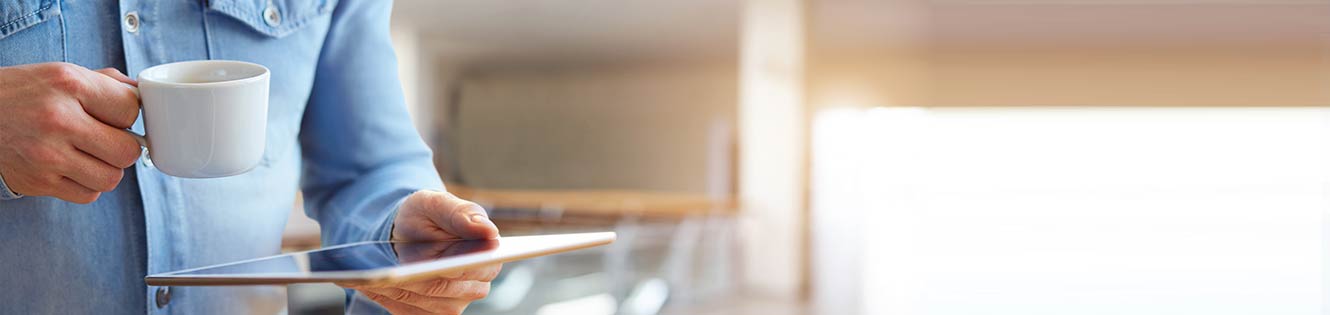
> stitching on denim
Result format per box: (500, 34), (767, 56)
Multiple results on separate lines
(0, 0), (55, 37)
(57, 0), (66, 61)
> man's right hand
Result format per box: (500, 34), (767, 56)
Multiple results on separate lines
(0, 63), (143, 204)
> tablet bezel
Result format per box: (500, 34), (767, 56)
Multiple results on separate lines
(144, 232), (616, 286)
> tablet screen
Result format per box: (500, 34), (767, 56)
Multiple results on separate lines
(172, 239), (500, 276)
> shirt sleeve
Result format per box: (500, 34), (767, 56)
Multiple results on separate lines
(0, 171), (22, 200)
(300, 0), (443, 247)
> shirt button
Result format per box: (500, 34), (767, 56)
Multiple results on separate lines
(123, 11), (140, 33)
(263, 6), (281, 27)
(154, 286), (171, 308)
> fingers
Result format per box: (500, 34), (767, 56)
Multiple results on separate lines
(364, 278), (492, 300)
(0, 63), (137, 204)
(94, 68), (136, 86)
(359, 288), (472, 315)
(345, 265), (501, 290)
(338, 264), (498, 315)
(58, 147), (124, 193)
(17, 175), (101, 204)
(40, 63), (140, 129)
(437, 263), (503, 282)
(51, 177), (100, 204)
(414, 279), (491, 300)
(3, 137), (107, 204)
(71, 119), (142, 168)
(359, 290), (438, 315)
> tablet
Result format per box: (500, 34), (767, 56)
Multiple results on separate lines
(145, 232), (616, 286)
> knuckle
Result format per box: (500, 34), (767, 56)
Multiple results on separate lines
(364, 292), (390, 304)
(35, 173), (61, 187)
(45, 63), (85, 94)
(43, 174), (66, 190)
(25, 98), (67, 126)
(431, 280), (487, 300)
(34, 109), (74, 134)
(425, 280), (453, 296)
(390, 289), (414, 302)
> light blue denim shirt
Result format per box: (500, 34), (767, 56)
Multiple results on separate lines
(0, 0), (442, 314)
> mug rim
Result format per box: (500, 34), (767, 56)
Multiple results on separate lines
(138, 60), (270, 88)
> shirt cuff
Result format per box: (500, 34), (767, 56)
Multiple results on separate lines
(369, 197), (407, 243)
(0, 171), (22, 200)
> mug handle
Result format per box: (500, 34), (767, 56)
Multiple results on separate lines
(124, 130), (148, 148)
(121, 84), (148, 148)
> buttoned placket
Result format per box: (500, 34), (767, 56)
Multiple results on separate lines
(117, 0), (173, 311)
(119, 0), (221, 311)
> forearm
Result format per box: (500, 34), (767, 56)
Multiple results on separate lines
(299, 0), (443, 246)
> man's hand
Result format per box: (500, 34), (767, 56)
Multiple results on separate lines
(0, 63), (142, 203)
(339, 190), (502, 315)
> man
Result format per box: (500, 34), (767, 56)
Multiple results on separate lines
(0, 0), (499, 314)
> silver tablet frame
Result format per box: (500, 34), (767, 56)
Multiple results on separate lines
(144, 232), (616, 286)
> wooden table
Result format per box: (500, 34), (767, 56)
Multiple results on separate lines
(283, 185), (736, 250)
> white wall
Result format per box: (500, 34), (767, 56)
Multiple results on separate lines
(738, 0), (808, 298)
(390, 25), (438, 143)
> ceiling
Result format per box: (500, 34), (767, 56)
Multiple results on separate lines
(391, 0), (740, 65)
(390, 0), (1330, 65)
(814, 0), (1330, 52)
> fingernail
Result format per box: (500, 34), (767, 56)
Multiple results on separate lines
(468, 213), (496, 228)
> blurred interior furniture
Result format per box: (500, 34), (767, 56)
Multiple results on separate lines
(463, 191), (740, 315)
(434, 73), (743, 314)
(285, 185), (742, 315)
(281, 1), (773, 313)
(420, 11), (746, 309)
(449, 185), (736, 221)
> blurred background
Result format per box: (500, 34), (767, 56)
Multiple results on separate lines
(284, 0), (1330, 314)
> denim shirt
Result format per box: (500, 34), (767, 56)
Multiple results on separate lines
(0, 0), (442, 314)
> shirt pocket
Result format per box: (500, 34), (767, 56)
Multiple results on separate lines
(0, 0), (64, 65)
(206, 0), (337, 38)
(0, 0), (57, 39)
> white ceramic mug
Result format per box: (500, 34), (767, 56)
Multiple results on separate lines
(126, 60), (270, 178)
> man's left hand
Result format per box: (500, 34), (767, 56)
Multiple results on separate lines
(339, 190), (502, 315)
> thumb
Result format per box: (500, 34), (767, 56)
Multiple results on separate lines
(417, 191), (499, 240)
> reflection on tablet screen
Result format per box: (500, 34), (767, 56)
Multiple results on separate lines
(173, 239), (500, 276)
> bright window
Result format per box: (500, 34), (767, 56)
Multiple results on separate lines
(813, 107), (1329, 314)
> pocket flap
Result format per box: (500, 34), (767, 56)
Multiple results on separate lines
(207, 0), (336, 38)
(0, 0), (58, 40)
